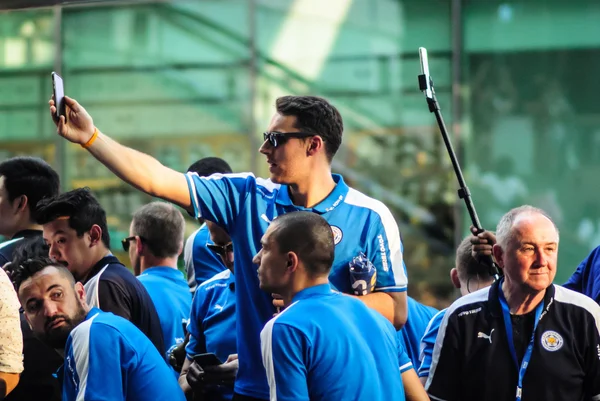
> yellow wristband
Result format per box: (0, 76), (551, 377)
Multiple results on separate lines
(82, 128), (99, 149)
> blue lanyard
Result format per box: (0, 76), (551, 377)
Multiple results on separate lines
(498, 280), (544, 401)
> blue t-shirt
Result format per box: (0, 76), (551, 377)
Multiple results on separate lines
(564, 245), (600, 303)
(137, 266), (192, 373)
(397, 296), (438, 367)
(184, 224), (227, 292)
(186, 172), (407, 399)
(62, 308), (185, 401)
(186, 269), (236, 401)
(417, 308), (446, 379)
(260, 284), (405, 401)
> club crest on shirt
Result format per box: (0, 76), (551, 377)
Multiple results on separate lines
(541, 330), (563, 352)
(330, 226), (343, 245)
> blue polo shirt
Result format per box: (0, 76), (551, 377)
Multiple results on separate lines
(62, 308), (185, 401)
(137, 266), (192, 372)
(186, 269), (236, 401)
(184, 224), (227, 292)
(260, 284), (405, 401)
(397, 296), (438, 367)
(564, 245), (600, 303)
(186, 172), (407, 399)
(417, 308), (446, 378)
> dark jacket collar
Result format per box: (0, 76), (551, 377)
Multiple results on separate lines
(82, 255), (124, 285)
(11, 229), (42, 240)
(488, 278), (555, 318)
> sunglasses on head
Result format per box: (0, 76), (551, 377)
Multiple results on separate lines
(207, 242), (234, 258)
(262, 131), (315, 148)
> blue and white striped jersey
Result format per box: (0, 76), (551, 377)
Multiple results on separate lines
(62, 308), (185, 401)
(260, 284), (405, 401)
(185, 172), (407, 399)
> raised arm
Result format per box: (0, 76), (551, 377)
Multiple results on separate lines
(49, 96), (191, 211)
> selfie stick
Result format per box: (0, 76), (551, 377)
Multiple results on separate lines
(417, 47), (499, 277)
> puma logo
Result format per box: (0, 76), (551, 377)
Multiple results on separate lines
(478, 329), (494, 344)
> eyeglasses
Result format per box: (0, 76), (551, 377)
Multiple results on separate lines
(262, 131), (314, 148)
(207, 242), (234, 258)
(121, 236), (142, 252)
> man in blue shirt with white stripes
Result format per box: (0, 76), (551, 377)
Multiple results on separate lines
(397, 296), (438, 367)
(49, 94), (408, 401)
(256, 211), (409, 401)
(127, 202), (192, 373)
(183, 157), (233, 293)
(12, 257), (185, 401)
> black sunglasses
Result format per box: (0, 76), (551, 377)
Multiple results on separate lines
(207, 242), (234, 258)
(121, 236), (144, 252)
(263, 131), (314, 148)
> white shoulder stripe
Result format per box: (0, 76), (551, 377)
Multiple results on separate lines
(419, 308), (447, 360)
(344, 188), (406, 287)
(199, 269), (231, 288)
(255, 177), (281, 194)
(83, 265), (109, 309)
(0, 237), (22, 250)
(554, 285), (600, 333)
(425, 286), (490, 391)
(71, 312), (100, 401)
(261, 301), (300, 401)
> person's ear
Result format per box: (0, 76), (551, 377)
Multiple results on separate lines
(306, 136), (323, 157)
(286, 252), (299, 273)
(14, 195), (28, 214)
(88, 225), (103, 247)
(135, 236), (144, 256)
(492, 244), (505, 270)
(450, 268), (461, 289)
(74, 282), (87, 305)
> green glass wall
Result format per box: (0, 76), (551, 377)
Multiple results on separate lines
(2, 0), (598, 303)
(462, 0), (600, 283)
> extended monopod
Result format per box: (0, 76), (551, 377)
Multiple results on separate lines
(417, 47), (500, 277)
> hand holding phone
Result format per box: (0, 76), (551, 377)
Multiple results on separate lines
(48, 77), (96, 146)
(51, 72), (67, 123)
(193, 353), (223, 368)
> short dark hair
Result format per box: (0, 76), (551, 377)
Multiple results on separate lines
(131, 202), (185, 258)
(35, 188), (110, 248)
(9, 256), (74, 293)
(455, 236), (493, 281)
(0, 157), (60, 218)
(275, 96), (343, 162)
(271, 211), (334, 277)
(187, 157), (232, 176)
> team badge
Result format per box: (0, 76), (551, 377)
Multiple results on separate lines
(330, 226), (343, 245)
(541, 330), (563, 352)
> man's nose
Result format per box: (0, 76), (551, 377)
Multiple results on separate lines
(43, 301), (59, 318)
(48, 243), (60, 261)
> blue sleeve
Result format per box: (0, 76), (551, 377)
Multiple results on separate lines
(398, 338), (413, 373)
(186, 290), (208, 359)
(564, 246), (600, 302)
(185, 172), (255, 234)
(366, 211), (408, 293)
(262, 323), (310, 401)
(418, 309), (445, 378)
(71, 322), (132, 400)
